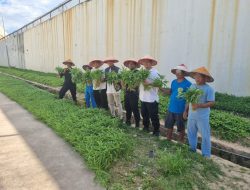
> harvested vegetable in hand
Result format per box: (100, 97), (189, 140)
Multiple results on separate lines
(144, 74), (168, 90)
(177, 87), (203, 103)
(106, 71), (120, 84)
(151, 74), (168, 88)
(142, 73), (168, 91)
(70, 68), (84, 84)
(90, 70), (103, 88)
(178, 87), (203, 110)
(120, 68), (140, 91)
(137, 69), (151, 90)
(82, 70), (92, 85)
(55, 66), (64, 74)
(137, 69), (150, 81)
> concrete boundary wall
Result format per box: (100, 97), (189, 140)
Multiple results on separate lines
(0, 0), (249, 96)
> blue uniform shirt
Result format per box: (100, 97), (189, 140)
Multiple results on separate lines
(168, 78), (191, 114)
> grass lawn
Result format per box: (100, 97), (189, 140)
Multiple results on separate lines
(0, 73), (223, 189)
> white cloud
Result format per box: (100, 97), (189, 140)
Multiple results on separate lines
(0, 0), (64, 34)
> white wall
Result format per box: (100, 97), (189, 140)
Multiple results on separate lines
(0, 0), (249, 96)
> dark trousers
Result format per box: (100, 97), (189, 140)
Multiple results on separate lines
(93, 89), (108, 110)
(141, 101), (160, 133)
(125, 91), (140, 125)
(59, 83), (77, 102)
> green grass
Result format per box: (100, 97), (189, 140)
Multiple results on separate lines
(0, 66), (63, 87)
(108, 131), (222, 190)
(210, 110), (250, 144)
(0, 73), (223, 189)
(214, 92), (250, 117)
(0, 73), (133, 184)
(0, 66), (86, 92)
(1, 66), (249, 145)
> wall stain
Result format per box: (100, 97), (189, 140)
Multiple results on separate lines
(229, 0), (239, 81)
(106, 0), (114, 56)
(63, 9), (73, 60)
(207, 0), (216, 70)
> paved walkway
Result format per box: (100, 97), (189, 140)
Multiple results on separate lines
(0, 93), (104, 190)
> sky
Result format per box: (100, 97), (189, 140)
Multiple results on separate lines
(0, 0), (64, 34)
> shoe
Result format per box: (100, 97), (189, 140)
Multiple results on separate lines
(166, 129), (173, 141)
(135, 122), (140, 128)
(203, 156), (211, 160)
(178, 130), (185, 143)
(189, 148), (196, 153)
(153, 132), (160, 137)
(143, 127), (149, 132)
(126, 121), (131, 126)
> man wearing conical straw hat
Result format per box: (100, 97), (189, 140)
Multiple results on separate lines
(58, 59), (77, 104)
(104, 57), (123, 119)
(138, 55), (160, 136)
(123, 59), (141, 128)
(184, 66), (215, 158)
(89, 59), (108, 109)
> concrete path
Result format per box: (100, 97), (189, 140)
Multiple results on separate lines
(0, 93), (104, 190)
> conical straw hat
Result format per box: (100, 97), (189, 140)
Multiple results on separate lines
(189, 67), (214, 82)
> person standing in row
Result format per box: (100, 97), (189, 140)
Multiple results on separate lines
(165, 64), (191, 143)
(104, 57), (123, 119)
(89, 59), (108, 109)
(58, 59), (77, 104)
(82, 64), (96, 108)
(138, 56), (160, 136)
(184, 67), (215, 158)
(123, 59), (141, 128)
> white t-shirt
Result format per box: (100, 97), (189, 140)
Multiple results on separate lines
(139, 67), (159, 102)
(92, 66), (106, 90)
(106, 67), (121, 94)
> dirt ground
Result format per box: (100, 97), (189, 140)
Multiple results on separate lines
(209, 155), (250, 190)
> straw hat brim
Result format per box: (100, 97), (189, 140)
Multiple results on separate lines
(63, 60), (75, 66)
(123, 60), (140, 68)
(171, 69), (189, 76)
(138, 58), (157, 66)
(189, 72), (214, 82)
(103, 59), (119, 63)
(82, 65), (92, 70)
(89, 60), (103, 67)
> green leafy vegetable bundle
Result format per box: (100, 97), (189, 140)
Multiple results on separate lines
(106, 71), (120, 84)
(142, 72), (168, 91)
(70, 68), (84, 84)
(82, 70), (92, 85)
(137, 69), (150, 81)
(90, 69), (103, 88)
(55, 66), (64, 74)
(152, 74), (168, 88)
(119, 69), (140, 91)
(143, 74), (168, 90)
(177, 87), (203, 104)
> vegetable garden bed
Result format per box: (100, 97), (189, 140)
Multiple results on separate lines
(0, 67), (249, 147)
(0, 73), (228, 189)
